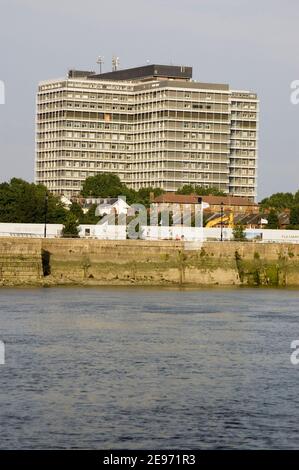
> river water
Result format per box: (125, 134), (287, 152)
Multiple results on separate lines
(0, 287), (299, 449)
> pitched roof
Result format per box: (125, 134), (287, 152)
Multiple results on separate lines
(153, 194), (200, 204)
(153, 193), (256, 206)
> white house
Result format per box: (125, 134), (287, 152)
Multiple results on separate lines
(95, 197), (133, 217)
(60, 195), (72, 208)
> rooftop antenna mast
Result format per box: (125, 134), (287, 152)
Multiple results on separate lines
(96, 56), (104, 74)
(112, 56), (120, 72)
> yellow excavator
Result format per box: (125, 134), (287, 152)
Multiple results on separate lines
(206, 212), (234, 228)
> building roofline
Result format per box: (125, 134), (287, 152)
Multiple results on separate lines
(91, 64), (193, 81)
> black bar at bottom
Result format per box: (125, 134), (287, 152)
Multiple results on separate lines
(0, 450), (298, 467)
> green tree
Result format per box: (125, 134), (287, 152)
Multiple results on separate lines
(121, 186), (139, 206)
(69, 202), (84, 223)
(266, 209), (279, 229)
(195, 185), (226, 196)
(133, 187), (164, 207)
(177, 184), (225, 196)
(81, 173), (126, 198)
(260, 192), (294, 210)
(290, 205), (299, 227)
(62, 213), (80, 238)
(233, 222), (246, 241)
(176, 184), (195, 195)
(81, 174), (165, 208)
(0, 178), (66, 223)
(83, 204), (101, 224)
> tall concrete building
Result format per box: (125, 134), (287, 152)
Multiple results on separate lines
(35, 64), (259, 200)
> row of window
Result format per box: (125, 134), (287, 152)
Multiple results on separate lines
(39, 89), (231, 103)
(38, 141), (232, 151)
(37, 121), (230, 132)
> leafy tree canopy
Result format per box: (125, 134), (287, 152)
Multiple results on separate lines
(0, 178), (67, 223)
(260, 191), (297, 210)
(289, 205), (299, 228)
(177, 185), (226, 196)
(128, 187), (165, 207)
(266, 209), (279, 229)
(0, 176), (167, 225)
(81, 173), (126, 198)
(83, 204), (101, 225)
(62, 212), (80, 238)
(232, 222), (246, 241)
(81, 174), (164, 208)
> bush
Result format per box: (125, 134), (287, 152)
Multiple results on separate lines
(266, 209), (279, 229)
(233, 223), (246, 241)
(62, 213), (80, 238)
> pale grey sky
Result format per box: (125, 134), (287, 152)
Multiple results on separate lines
(0, 0), (298, 199)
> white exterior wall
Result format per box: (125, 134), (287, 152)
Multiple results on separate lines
(141, 226), (204, 241)
(78, 224), (126, 240)
(203, 228), (299, 243)
(0, 223), (63, 238)
(1, 223), (299, 243)
(0, 223), (126, 240)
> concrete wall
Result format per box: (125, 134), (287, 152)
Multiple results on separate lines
(1, 238), (299, 287)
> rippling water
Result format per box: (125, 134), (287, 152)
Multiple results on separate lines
(0, 287), (299, 449)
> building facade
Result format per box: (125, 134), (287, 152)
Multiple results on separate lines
(35, 64), (259, 200)
(152, 193), (259, 215)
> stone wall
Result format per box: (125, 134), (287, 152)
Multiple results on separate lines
(41, 239), (187, 286)
(0, 238), (42, 286)
(199, 242), (299, 287)
(1, 238), (299, 287)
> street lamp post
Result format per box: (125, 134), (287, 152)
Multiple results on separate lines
(220, 202), (224, 242)
(44, 192), (48, 238)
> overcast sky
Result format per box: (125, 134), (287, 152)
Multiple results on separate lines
(0, 0), (298, 199)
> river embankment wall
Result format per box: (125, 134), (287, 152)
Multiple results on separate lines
(1, 238), (299, 287)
